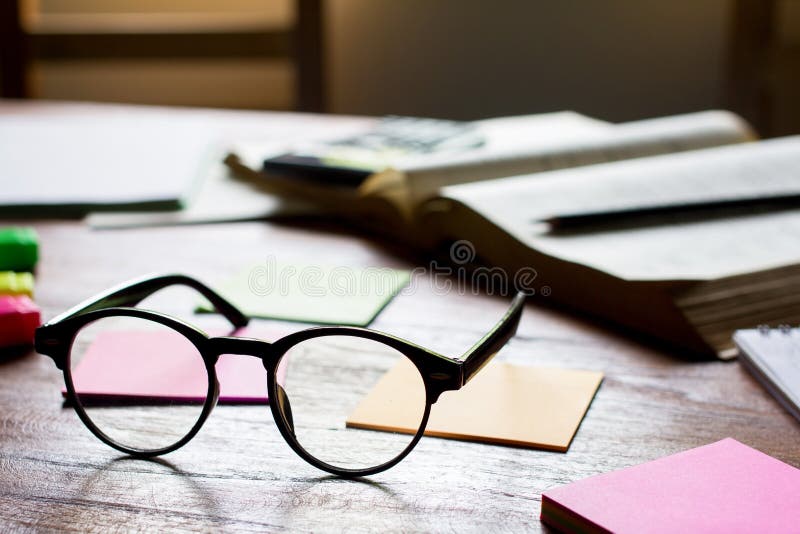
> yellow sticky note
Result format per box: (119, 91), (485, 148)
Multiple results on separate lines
(347, 359), (603, 452)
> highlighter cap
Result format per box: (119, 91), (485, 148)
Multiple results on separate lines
(0, 295), (40, 347)
(0, 227), (38, 272)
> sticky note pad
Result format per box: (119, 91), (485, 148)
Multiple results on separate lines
(541, 438), (800, 534)
(347, 359), (603, 451)
(67, 327), (287, 404)
(0, 271), (34, 297)
(200, 260), (411, 326)
(0, 295), (40, 347)
(0, 227), (38, 272)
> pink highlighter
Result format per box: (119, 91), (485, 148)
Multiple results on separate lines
(0, 295), (41, 347)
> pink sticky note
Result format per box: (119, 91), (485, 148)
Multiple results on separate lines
(541, 438), (800, 534)
(67, 327), (288, 404)
(0, 295), (40, 347)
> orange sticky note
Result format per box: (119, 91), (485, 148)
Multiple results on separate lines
(347, 359), (603, 451)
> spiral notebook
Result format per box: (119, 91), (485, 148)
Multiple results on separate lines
(734, 326), (800, 423)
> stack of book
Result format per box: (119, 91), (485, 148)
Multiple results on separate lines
(225, 110), (800, 359)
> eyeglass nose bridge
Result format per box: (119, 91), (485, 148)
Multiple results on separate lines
(207, 336), (274, 361)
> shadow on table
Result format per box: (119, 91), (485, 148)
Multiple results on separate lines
(299, 473), (401, 498)
(269, 472), (416, 526)
(0, 345), (34, 365)
(58, 455), (224, 526)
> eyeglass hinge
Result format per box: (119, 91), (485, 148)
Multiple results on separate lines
(36, 338), (62, 353)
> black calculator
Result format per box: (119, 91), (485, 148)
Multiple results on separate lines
(263, 116), (485, 187)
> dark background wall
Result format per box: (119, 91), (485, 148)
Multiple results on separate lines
(16, 0), (800, 133)
(327, 0), (730, 122)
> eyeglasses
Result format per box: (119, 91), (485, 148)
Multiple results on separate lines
(36, 274), (524, 477)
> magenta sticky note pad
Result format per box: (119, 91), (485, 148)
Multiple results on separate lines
(67, 327), (287, 404)
(541, 438), (800, 534)
(0, 295), (40, 347)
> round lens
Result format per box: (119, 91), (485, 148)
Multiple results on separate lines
(276, 335), (427, 472)
(68, 315), (210, 452)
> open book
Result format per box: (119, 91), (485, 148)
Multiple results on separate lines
(226, 111), (754, 237)
(226, 110), (800, 358)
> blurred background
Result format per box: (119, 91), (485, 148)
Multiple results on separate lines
(1, 0), (799, 135)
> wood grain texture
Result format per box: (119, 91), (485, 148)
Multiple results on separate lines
(1, 103), (799, 532)
(1, 220), (797, 533)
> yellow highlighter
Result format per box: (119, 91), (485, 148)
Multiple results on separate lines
(0, 271), (34, 297)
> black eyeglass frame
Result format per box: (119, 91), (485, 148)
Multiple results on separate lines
(36, 273), (525, 477)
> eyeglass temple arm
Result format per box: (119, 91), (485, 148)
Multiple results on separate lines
(47, 273), (249, 328)
(459, 292), (526, 386)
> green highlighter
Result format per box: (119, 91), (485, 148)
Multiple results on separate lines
(0, 228), (38, 272)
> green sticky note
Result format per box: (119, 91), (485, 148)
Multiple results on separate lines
(0, 271), (34, 297)
(200, 260), (411, 326)
(0, 227), (38, 272)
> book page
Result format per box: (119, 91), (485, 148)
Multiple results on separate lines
(460, 111), (611, 152)
(441, 136), (800, 281)
(229, 111), (609, 176)
(225, 111), (611, 214)
(405, 111), (754, 201)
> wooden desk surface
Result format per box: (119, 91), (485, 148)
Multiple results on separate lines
(1, 104), (799, 532)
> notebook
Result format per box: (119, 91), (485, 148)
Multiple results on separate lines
(346, 358), (603, 451)
(67, 327), (286, 404)
(0, 103), (212, 214)
(734, 326), (800, 423)
(541, 438), (800, 534)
